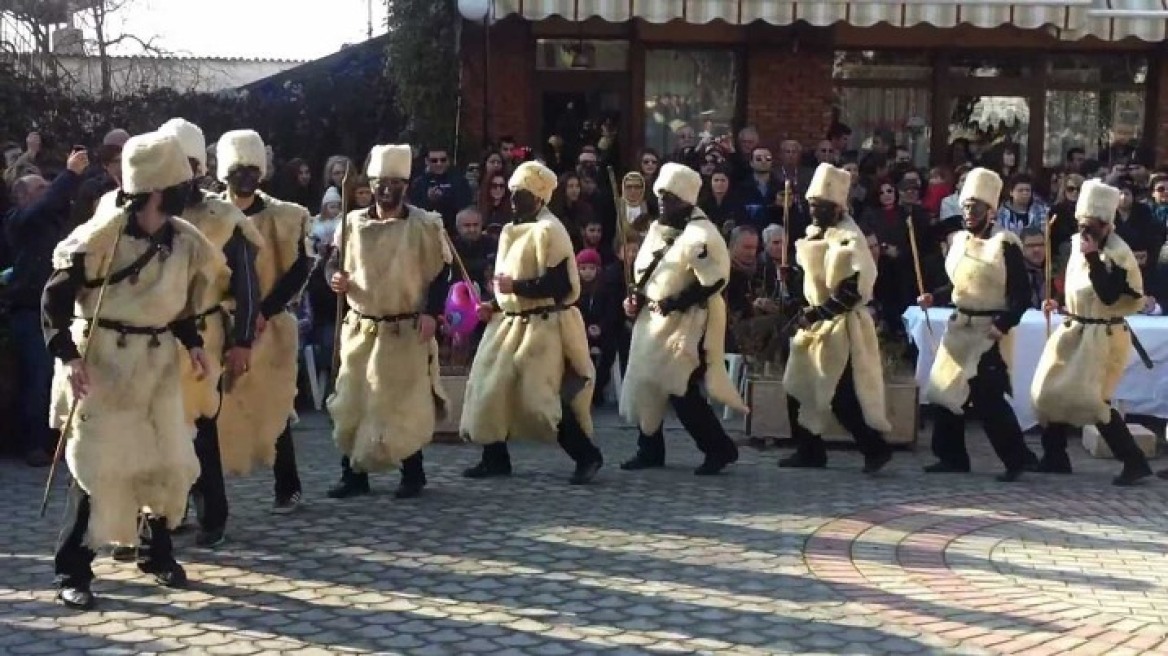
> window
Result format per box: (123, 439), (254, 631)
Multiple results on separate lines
(643, 49), (740, 156)
(1042, 55), (1146, 167)
(833, 51), (932, 166)
(536, 40), (629, 71)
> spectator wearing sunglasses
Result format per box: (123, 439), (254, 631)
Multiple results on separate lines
(407, 146), (472, 234)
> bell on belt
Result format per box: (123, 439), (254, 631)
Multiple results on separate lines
(365, 322), (378, 336)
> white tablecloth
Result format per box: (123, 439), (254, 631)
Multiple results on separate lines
(903, 307), (1168, 429)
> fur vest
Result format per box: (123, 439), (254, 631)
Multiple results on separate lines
(1031, 233), (1144, 426)
(49, 207), (225, 548)
(327, 206), (450, 471)
(461, 207), (595, 443)
(619, 208), (747, 433)
(215, 191), (310, 476)
(783, 216), (890, 435)
(925, 230), (1021, 413)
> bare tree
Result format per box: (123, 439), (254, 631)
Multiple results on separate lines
(74, 0), (177, 99)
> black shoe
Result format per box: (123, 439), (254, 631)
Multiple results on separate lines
(1113, 461), (1153, 487)
(394, 481), (425, 499)
(327, 478), (371, 499)
(272, 491), (302, 514)
(150, 565), (188, 589)
(747, 437), (768, 450)
(111, 546), (137, 562)
(996, 469), (1024, 483)
(778, 452), (827, 469)
(619, 453), (664, 471)
(57, 587), (95, 610)
(1036, 458), (1073, 474)
(862, 450), (892, 475)
(195, 527), (226, 549)
(695, 449), (737, 476)
(923, 461), (970, 474)
(1022, 451), (1040, 472)
(462, 461), (512, 479)
(570, 456), (603, 485)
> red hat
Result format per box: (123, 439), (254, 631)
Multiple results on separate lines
(575, 248), (602, 267)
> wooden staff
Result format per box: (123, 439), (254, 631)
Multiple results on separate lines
(331, 166), (353, 380)
(607, 166), (633, 292)
(779, 180), (792, 300)
(40, 222), (125, 518)
(905, 213), (937, 351)
(441, 230), (480, 305)
(1044, 211), (1056, 338)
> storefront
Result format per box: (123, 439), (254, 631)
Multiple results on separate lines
(456, 0), (1168, 172)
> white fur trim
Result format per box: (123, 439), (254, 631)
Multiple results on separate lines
(158, 118), (206, 168)
(958, 167), (1002, 209)
(652, 162), (702, 206)
(1076, 179), (1120, 223)
(121, 131), (193, 195)
(508, 161), (558, 203)
(216, 130), (267, 181)
(805, 163), (850, 208)
(367, 144), (412, 180)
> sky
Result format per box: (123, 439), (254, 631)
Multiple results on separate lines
(95, 0), (385, 60)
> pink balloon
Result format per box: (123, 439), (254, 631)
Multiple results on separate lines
(444, 282), (480, 337)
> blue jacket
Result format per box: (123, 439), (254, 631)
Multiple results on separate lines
(3, 170), (81, 310)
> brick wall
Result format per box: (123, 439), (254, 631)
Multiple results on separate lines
(459, 20), (532, 158)
(744, 47), (835, 149)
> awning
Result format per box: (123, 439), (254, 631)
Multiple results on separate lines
(494, 0), (1090, 30)
(1084, 0), (1168, 40)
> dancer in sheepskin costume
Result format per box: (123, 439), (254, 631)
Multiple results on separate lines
(919, 167), (1037, 482)
(46, 131), (226, 610)
(325, 144), (451, 500)
(1030, 180), (1153, 486)
(779, 163), (893, 474)
(460, 161), (605, 485)
(157, 119), (264, 548)
(214, 130), (312, 513)
(617, 162), (743, 475)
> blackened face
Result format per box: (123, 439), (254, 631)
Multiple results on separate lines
(962, 199), (991, 232)
(809, 200), (841, 226)
(227, 166), (262, 197)
(161, 183), (191, 216)
(659, 191), (690, 220)
(375, 178), (406, 209)
(511, 189), (541, 218)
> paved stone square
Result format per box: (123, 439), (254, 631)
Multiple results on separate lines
(2, 410), (1168, 655)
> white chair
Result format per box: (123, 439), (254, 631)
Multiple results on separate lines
(723, 353), (747, 420)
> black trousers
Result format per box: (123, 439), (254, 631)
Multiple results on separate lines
(594, 327), (631, 403)
(340, 451), (426, 486)
(1041, 408), (1148, 467)
(930, 344), (1031, 471)
(55, 483), (176, 589)
(192, 417), (228, 531)
(635, 367), (738, 461)
(479, 399), (602, 467)
(787, 360), (890, 460)
(273, 423), (302, 500)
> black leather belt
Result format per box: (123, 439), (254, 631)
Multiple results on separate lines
(1064, 313), (1153, 370)
(84, 318), (170, 348)
(1064, 313), (1123, 326)
(351, 310), (419, 323)
(504, 304), (567, 322)
(955, 307), (1003, 317)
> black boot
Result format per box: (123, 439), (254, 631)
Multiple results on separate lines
(570, 452), (603, 485)
(395, 452), (427, 499)
(1037, 424), (1073, 473)
(695, 442), (738, 476)
(1114, 461), (1153, 486)
(1097, 410), (1153, 486)
(327, 456), (371, 499)
(621, 430), (665, 470)
(463, 442), (512, 478)
(862, 448), (892, 475)
(779, 412), (827, 469)
(57, 586), (96, 610)
(923, 461), (970, 473)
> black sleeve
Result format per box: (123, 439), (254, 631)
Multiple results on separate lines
(170, 316), (204, 350)
(658, 278), (725, 314)
(261, 237), (312, 318)
(1086, 251), (1140, 305)
(992, 242), (1031, 333)
(224, 228), (260, 348)
(807, 273), (863, 321)
(42, 254), (86, 362)
(512, 257), (572, 304)
(425, 264), (452, 318)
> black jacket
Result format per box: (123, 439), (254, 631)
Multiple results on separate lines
(3, 171), (82, 310)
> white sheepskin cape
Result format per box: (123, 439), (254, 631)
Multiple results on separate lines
(1031, 233), (1144, 426)
(925, 230), (1021, 413)
(619, 209), (747, 434)
(326, 206), (451, 471)
(460, 207), (595, 443)
(216, 191), (310, 475)
(782, 216), (890, 435)
(49, 205), (225, 547)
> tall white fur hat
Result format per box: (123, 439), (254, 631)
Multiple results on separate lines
(1075, 179), (1121, 224)
(367, 144), (411, 180)
(120, 131), (193, 195)
(805, 163), (850, 208)
(958, 167), (1003, 209)
(158, 118), (206, 169)
(216, 129), (267, 182)
(508, 161), (558, 203)
(652, 162), (701, 206)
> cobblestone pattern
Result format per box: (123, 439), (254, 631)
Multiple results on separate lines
(1, 411), (1167, 654)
